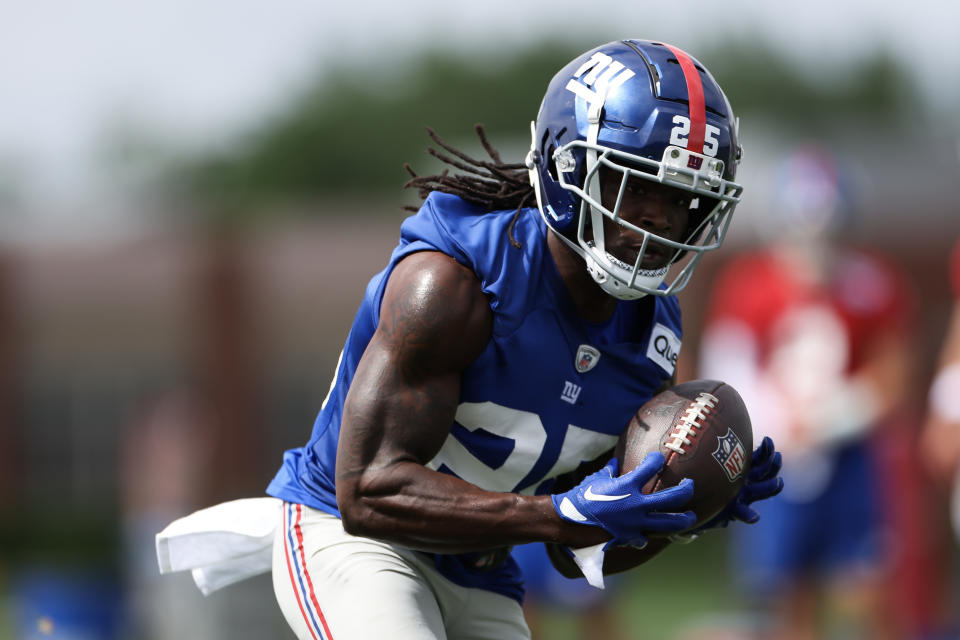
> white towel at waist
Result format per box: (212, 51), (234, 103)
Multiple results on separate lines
(156, 497), (282, 596)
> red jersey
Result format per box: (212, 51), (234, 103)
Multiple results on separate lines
(705, 247), (910, 375)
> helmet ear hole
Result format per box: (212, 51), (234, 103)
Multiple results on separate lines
(545, 144), (559, 181)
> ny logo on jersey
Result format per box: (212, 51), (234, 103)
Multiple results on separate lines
(560, 381), (582, 405)
(712, 428), (746, 482)
(565, 52), (635, 107)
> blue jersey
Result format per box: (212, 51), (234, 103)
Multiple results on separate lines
(267, 192), (683, 602)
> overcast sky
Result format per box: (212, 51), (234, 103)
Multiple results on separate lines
(1, 0), (957, 224)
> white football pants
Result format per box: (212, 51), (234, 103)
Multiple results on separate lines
(272, 502), (530, 640)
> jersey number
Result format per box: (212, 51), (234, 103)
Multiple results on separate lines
(669, 115), (721, 157)
(426, 402), (618, 494)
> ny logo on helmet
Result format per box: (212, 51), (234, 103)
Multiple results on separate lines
(564, 52), (635, 106)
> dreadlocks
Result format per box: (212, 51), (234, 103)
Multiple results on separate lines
(403, 125), (536, 249)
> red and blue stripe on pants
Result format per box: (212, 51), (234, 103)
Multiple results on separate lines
(283, 502), (335, 640)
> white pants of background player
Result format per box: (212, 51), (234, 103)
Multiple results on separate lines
(272, 502), (530, 640)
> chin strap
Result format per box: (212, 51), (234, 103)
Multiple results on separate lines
(585, 243), (670, 300)
(585, 252), (647, 300)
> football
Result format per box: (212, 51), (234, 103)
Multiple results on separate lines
(615, 378), (753, 531)
(547, 379), (753, 579)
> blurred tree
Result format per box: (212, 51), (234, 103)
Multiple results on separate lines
(701, 41), (915, 127)
(172, 43), (582, 218)
(167, 39), (921, 219)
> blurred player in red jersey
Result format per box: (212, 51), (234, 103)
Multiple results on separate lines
(922, 241), (960, 505)
(699, 148), (913, 640)
(920, 240), (960, 632)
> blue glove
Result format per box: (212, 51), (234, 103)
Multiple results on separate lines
(696, 435), (784, 532)
(551, 452), (696, 549)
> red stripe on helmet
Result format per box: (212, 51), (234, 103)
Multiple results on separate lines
(665, 45), (706, 154)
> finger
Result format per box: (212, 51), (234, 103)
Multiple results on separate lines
(602, 457), (620, 478)
(641, 510), (698, 533)
(731, 502), (760, 524)
(605, 536), (648, 552)
(768, 476), (784, 497)
(623, 451), (666, 484)
(749, 448), (781, 482)
(757, 436), (775, 461)
(744, 476), (784, 505)
(642, 477), (694, 510)
(767, 452), (782, 479)
(750, 436), (774, 467)
(620, 535), (649, 550)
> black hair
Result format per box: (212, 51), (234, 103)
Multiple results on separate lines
(403, 125), (535, 249)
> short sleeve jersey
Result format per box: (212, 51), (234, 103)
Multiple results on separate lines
(267, 192), (684, 602)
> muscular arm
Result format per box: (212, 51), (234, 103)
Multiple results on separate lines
(335, 251), (609, 553)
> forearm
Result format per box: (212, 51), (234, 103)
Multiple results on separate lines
(338, 461), (610, 553)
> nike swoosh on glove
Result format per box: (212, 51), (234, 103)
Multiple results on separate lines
(695, 435), (784, 532)
(551, 452), (696, 549)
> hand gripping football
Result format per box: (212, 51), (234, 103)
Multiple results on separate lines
(614, 379), (753, 531)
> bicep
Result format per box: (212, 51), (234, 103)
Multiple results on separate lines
(336, 251), (493, 489)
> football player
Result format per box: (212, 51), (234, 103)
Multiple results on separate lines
(922, 241), (960, 493)
(919, 240), (960, 632)
(700, 148), (913, 640)
(260, 39), (784, 640)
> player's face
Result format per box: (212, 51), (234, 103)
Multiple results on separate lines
(598, 170), (692, 270)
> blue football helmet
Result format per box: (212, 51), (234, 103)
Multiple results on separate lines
(526, 39), (744, 298)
